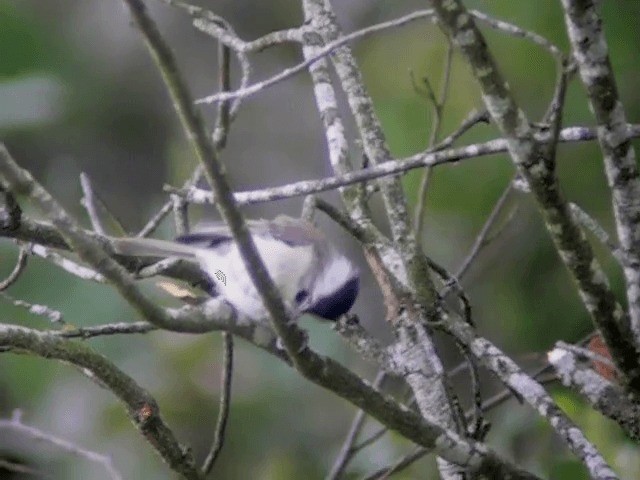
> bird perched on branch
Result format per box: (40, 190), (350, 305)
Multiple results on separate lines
(111, 215), (359, 321)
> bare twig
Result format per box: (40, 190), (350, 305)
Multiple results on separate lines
(0, 292), (63, 323)
(80, 173), (108, 235)
(136, 258), (183, 278)
(137, 199), (174, 238)
(309, 197), (368, 243)
(29, 244), (106, 283)
(202, 333), (234, 475)
(56, 321), (157, 339)
(0, 325), (200, 479)
(171, 194), (189, 236)
(561, 0), (640, 346)
(326, 370), (387, 480)
(0, 145), (227, 333)
(454, 177), (515, 281)
(470, 10), (564, 61)
(197, 10), (436, 104)
(0, 410), (123, 480)
(180, 124), (640, 206)
(0, 458), (42, 477)
(363, 447), (427, 480)
(430, 109), (490, 152)
(352, 426), (386, 453)
(138, 165), (204, 238)
(414, 39), (454, 236)
(0, 245), (28, 291)
(212, 41), (232, 148)
(161, 0), (301, 53)
(569, 202), (622, 263)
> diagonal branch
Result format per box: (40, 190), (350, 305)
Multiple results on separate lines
(0, 324), (200, 479)
(429, 0), (624, 477)
(0, 144), (223, 334)
(114, 9), (535, 478)
(428, 0), (640, 401)
(0, 410), (123, 480)
(180, 124), (640, 206)
(561, 0), (640, 347)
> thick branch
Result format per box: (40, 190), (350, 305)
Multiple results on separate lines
(0, 325), (200, 479)
(561, 0), (640, 346)
(428, 0), (640, 400)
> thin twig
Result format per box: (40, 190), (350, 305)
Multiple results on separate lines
(171, 194), (189, 236)
(161, 0), (301, 53)
(137, 199), (174, 238)
(414, 39), (454, 235)
(0, 245), (28, 291)
(0, 326), (201, 478)
(430, 109), (490, 152)
(352, 426), (386, 453)
(569, 202), (622, 263)
(180, 124), (640, 207)
(454, 177), (515, 281)
(28, 244), (106, 283)
(80, 173), (108, 235)
(202, 333), (234, 475)
(470, 10), (564, 61)
(197, 10), (436, 104)
(137, 165), (204, 238)
(136, 14), (236, 238)
(311, 197), (368, 243)
(136, 258), (184, 278)
(0, 458), (42, 477)
(56, 321), (157, 339)
(0, 144), (220, 334)
(462, 343), (487, 440)
(212, 41), (232, 148)
(0, 410), (123, 480)
(326, 370), (387, 480)
(363, 447), (427, 480)
(0, 292), (63, 323)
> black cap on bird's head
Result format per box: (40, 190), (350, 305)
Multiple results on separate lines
(296, 255), (360, 320)
(302, 275), (359, 320)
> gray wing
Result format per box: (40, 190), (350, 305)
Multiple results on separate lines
(176, 216), (323, 248)
(110, 217), (323, 258)
(110, 237), (199, 259)
(267, 216), (325, 247)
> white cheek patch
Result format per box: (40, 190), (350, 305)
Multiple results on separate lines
(313, 255), (357, 299)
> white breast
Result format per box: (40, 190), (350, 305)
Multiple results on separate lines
(194, 236), (315, 320)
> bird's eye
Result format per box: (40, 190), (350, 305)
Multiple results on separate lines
(295, 289), (309, 305)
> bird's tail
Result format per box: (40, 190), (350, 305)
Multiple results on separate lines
(110, 237), (199, 259)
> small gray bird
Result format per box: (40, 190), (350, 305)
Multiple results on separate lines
(111, 216), (359, 321)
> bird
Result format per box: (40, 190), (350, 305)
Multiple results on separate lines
(111, 215), (360, 321)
